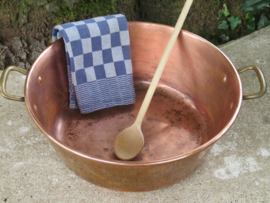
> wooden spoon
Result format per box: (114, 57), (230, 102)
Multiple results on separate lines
(114, 0), (194, 160)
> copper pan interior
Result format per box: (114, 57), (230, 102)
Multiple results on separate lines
(25, 22), (241, 162)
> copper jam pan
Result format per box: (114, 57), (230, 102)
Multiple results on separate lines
(0, 22), (267, 191)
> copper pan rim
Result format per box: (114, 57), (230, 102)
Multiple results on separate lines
(24, 22), (243, 166)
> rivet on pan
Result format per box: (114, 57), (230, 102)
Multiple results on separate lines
(230, 102), (234, 110)
(223, 74), (227, 83)
(38, 76), (42, 84)
(34, 104), (37, 111)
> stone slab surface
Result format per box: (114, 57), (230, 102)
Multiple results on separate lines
(0, 26), (270, 202)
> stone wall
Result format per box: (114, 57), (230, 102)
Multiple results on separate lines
(0, 0), (269, 70)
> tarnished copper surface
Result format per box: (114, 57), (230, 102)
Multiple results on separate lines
(23, 22), (243, 191)
(56, 83), (210, 161)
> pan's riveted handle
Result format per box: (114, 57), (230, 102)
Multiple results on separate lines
(0, 66), (28, 102)
(238, 65), (267, 100)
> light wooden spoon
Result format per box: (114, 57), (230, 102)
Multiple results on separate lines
(114, 0), (194, 160)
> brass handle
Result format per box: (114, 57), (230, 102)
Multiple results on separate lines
(238, 65), (267, 100)
(0, 66), (28, 102)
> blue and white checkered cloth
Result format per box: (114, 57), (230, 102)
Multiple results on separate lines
(52, 14), (135, 114)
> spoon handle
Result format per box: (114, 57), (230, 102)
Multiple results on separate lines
(135, 0), (194, 126)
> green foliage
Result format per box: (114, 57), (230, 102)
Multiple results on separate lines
(240, 0), (270, 13)
(246, 12), (255, 21)
(207, 0), (270, 46)
(217, 4), (241, 31)
(258, 13), (270, 28)
(217, 3), (230, 20)
(241, 0), (270, 32)
(217, 11), (223, 20)
(215, 0), (220, 5)
(219, 34), (230, 44)
(227, 16), (242, 30)
(247, 22), (256, 33)
(223, 3), (230, 17)
(218, 20), (229, 30)
(204, 34), (219, 45)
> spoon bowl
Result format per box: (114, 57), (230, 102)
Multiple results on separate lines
(114, 124), (144, 160)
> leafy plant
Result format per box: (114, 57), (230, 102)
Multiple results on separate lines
(217, 20), (229, 30)
(219, 34), (230, 44)
(244, 12), (256, 33)
(223, 3), (230, 17)
(217, 3), (242, 31)
(215, 0), (220, 5)
(240, 0), (270, 13)
(227, 16), (242, 30)
(241, 0), (270, 31)
(208, 0), (270, 46)
(216, 3), (230, 20)
(258, 13), (270, 28)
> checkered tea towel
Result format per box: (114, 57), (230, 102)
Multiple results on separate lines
(52, 14), (135, 114)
